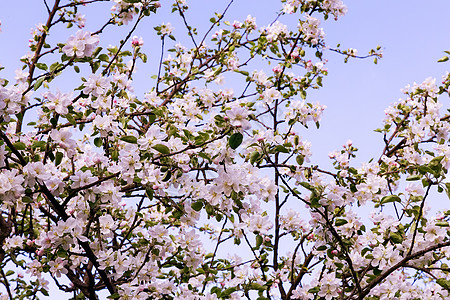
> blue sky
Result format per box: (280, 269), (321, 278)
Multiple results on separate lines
(312, 0), (450, 164)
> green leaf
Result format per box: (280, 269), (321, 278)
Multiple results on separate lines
(66, 113), (76, 125)
(13, 142), (27, 150)
(198, 152), (212, 163)
(191, 201), (203, 212)
(429, 156), (444, 168)
(255, 235), (263, 249)
(22, 196), (33, 204)
(145, 188), (154, 200)
(373, 268), (382, 276)
(249, 282), (266, 291)
(308, 286), (320, 294)
(437, 278), (450, 290)
(143, 8), (151, 16)
(94, 137), (102, 147)
(335, 219), (348, 226)
(390, 231), (403, 244)
(55, 151), (63, 166)
(56, 249), (68, 258)
(445, 183), (450, 200)
(438, 56), (449, 63)
(98, 54), (109, 62)
(50, 117), (58, 127)
(91, 61), (100, 73)
(162, 170), (172, 182)
(300, 90), (307, 99)
(316, 76), (323, 87)
(380, 195), (401, 205)
(406, 174), (422, 181)
(111, 149), (119, 161)
(222, 287), (237, 297)
(33, 77), (45, 91)
(274, 145), (289, 153)
(36, 63), (48, 71)
(418, 165), (434, 175)
(250, 151), (260, 164)
(5, 270), (14, 276)
(148, 113), (156, 124)
(296, 155), (304, 165)
(120, 136), (138, 144)
(50, 62), (61, 72)
(32, 140), (46, 150)
(152, 144), (170, 154)
(229, 132), (243, 150)
(299, 182), (314, 191)
(310, 196), (321, 208)
(138, 53), (147, 63)
(236, 70), (249, 76)
(205, 204), (214, 216)
(40, 288), (49, 297)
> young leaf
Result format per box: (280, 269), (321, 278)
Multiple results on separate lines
(152, 144), (170, 154)
(380, 195), (401, 205)
(120, 136), (138, 144)
(13, 142), (27, 150)
(335, 219), (348, 226)
(34, 77), (45, 91)
(406, 174), (422, 181)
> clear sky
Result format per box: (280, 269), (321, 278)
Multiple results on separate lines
(1, 0), (450, 298)
(311, 0), (450, 165)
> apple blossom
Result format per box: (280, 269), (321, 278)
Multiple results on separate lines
(62, 30), (99, 58)
(0, 0), (446, 299)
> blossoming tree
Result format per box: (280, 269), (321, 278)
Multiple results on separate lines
(1, 0), (450, 299)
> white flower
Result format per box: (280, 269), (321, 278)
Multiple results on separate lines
(83, 74), (110, 98)
(44, 90), (73, 115)
(70, 170), (98, 189)
(62, 30), (99, 58)
(160, 22), (174, 35)
(247, 214), (273, 234)
(299, 15), (324, 45)
(48, 257), (68, 277)
(318, 273), (340, 300)
(4, 236), (24, 251)
(263, 21), (288, 42)
(261, 87), (281, 104)
(99, 215), (117, 235)
(226, 105), (250, 130)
